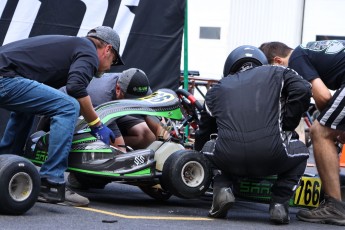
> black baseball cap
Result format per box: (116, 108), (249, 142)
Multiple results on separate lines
(118, 68), (152, 98)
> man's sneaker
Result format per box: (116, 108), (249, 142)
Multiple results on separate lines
(269, 201), (290, 224)
(39, 178), (65, 203)
(208, 187), (235, 218)
(59, 187), (89, 207)
(296, 195), (345, 226)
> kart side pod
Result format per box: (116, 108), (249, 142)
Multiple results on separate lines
(148, 141), (185, 171)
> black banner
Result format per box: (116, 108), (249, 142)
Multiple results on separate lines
(0, 0), (185, 136)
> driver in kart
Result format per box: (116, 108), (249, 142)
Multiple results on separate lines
(194, 45), (311, 224)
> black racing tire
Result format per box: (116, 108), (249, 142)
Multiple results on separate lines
(0, 154), (40, 215)
(139, 185), (172, 201)
(161, 150), (212, 199)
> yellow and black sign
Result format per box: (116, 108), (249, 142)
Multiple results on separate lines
(294, 177), (322, 208)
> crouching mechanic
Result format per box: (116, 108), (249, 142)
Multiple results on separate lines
(194, 45), (311, 224)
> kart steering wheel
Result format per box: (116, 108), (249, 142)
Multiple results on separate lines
(176, 89), (203, 129)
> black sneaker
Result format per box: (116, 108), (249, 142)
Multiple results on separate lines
(208, 187), (235, 218)
(39, 178), (65, 203)
(296, 195), (345, 226)
(269, 201), (290, 224)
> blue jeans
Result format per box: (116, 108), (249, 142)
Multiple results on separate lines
(0, 76), (80, 183)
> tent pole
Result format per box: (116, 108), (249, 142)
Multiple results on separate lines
(183, 0), (190, 140)
(183, 0), (188, 90)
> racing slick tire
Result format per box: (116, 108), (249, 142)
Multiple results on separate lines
(161, 150), (212, 199)
(0, 154), (40, 215)
(139, 185), (172, 201)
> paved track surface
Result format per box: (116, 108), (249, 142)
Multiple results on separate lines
(1, 148), (344, 230)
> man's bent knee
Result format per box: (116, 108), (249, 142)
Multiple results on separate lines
(59, 97), (80, 118)
(310, 120), (340, 141)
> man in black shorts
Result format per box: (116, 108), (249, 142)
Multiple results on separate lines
(260, 41), (345, 226)
(195, 45), (311, 224)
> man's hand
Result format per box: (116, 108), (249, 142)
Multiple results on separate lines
(90, 123), (115, 145)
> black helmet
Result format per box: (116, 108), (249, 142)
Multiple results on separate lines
(223, 45), (268, 77)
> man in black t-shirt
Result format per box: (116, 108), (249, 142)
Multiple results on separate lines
(260, 41), (345, 226)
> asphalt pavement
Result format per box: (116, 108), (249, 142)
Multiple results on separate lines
(1, 181), (343, 230)
(1, 147), (344, 230)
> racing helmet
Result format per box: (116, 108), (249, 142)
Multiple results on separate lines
(223, 45), (268, 77)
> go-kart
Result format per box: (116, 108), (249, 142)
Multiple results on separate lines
(23, 88), (213, 201)
(15, 86), (345, 212)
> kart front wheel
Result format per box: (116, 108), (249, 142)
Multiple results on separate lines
(161, 150), (212, 199)
(139, 185), (172, 201)
(0, 154), (40, 215)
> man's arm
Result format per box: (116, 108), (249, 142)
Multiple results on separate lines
(310, 78), (332, 111)
(282, 68), (312, 131)
(77, 95), (115, 145)
(76, 95), (100, 126)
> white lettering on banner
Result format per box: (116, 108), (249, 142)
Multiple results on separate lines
(3, 0), (41, 45)
(77, 0), (109, 37)
(114, 0), (140, 54)
(0, 0), (141, 55)
(0, 0), (7, 19)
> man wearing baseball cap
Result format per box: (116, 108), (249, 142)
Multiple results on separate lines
(87, 26), (124, 66)
(117, 68), (152, 98)
(85, 68), (154, 151)
(0, 25), (123, 206)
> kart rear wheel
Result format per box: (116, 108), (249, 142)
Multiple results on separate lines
(0, 154), (40, 215)
(139, 185), (172, 201)
(161, 150), (212, 199)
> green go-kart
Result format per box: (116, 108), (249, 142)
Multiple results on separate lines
(22, 88), (213, 202)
